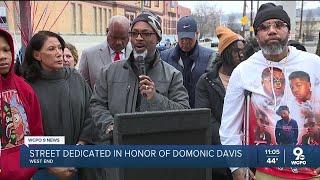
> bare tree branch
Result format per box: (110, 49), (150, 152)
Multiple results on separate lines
(192, 3), (222, 38)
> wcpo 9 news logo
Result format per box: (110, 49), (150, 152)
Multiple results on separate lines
(291, 147), (306, 165)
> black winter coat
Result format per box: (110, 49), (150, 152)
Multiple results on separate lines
(195, 61), (225, 145)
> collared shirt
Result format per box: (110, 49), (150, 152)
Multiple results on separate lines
(110, 47), (126, 62)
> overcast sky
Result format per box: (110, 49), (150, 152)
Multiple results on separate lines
(178, 1), (320, 14)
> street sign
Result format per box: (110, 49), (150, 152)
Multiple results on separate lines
(240, 16), (249, 26)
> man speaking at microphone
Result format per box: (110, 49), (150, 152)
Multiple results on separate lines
(90, 11), (190, 145)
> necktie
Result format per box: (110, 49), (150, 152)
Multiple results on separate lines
(114, 52), (121, 61)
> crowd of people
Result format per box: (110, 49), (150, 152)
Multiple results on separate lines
(1, 2), (320, 180)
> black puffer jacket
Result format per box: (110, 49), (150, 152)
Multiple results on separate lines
(195, 60), (232, 179)
(195, 61), (225, 145)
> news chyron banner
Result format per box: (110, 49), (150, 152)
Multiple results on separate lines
(21, 137), (320, 168)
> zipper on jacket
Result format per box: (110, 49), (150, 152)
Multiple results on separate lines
(205, 75), (225, 97)
(131, 81), (137, 112)
(125, 85), (131, 113)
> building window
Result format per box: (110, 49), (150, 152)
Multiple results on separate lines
(78, 4), (83, 33)
(171, 21), (176, 29)
(125, 12), (135, 24)
(104, 9), (108, 34)
(0, 6), (7, 23)
(170, 1), (177, 8)
(144, 0), (151, 8)
(154, 0), (159, 7)
(71, 3), (76, 33)
(108, 9), (112, 22)
(0, 16), (6, 23)
(99, 7), (102, 34)
(94, 7), (97, 34)
(0, 16), (8, 30)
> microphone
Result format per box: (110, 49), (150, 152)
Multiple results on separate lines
(133, 50), (147, 75)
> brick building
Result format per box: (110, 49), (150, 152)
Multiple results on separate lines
(1, 1), (190, 36)
(177, 5), (191, 20)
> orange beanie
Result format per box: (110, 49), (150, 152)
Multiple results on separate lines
(216, 26), (244, 54)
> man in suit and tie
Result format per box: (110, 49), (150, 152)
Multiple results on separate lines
(79, 15), (132, 89)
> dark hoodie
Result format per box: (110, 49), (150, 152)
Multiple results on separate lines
(0, 29), (44, 179)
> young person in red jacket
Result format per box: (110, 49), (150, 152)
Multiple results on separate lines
(0, 28), (44, 179)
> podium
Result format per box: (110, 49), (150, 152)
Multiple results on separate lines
(113, 108), (212, 180)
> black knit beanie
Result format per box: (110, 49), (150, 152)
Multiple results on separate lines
(131, 11), (162, 41)
(253, 3), (290, 35)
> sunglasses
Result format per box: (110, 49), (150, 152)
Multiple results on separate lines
(257, 20), (288, 32)
(129, 31), (156, 39)
(263, 77), (285, 84)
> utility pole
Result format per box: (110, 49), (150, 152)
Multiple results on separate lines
(241, 0), (247, 37)
(299, 0), (304, 41)
(257, 1), (260, 12)
(250, 0), (253, 37)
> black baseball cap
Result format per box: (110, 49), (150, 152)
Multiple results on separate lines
(177, 16), (197, 40)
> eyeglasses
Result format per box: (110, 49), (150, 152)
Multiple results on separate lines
(257, 20), (288, 32)
(129, 31), (156, 39)
(304, 122), (315, 128)
(263, 77), (285, 85)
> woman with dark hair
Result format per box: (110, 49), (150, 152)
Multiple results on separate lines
(195, 26), (245, 180)
(0, 28), (43, 179)
(22, 30), (92, 180)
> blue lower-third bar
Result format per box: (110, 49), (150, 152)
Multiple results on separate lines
(20, 145), (320, 168)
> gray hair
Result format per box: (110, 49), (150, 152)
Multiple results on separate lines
(108, 15), (130, 30)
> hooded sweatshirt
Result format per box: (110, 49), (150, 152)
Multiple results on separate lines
(0, 29), (43, 179)
(220, 46), (320, 179)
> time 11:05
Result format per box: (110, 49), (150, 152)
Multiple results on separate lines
(265, 149), (280, 154)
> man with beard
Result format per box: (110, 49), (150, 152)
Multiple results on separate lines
(219, 2), (320, 179)
(90, 11), (189, 179)
(90, 10), (190, 143)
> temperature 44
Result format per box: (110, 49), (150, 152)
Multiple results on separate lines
(267, 157), (279, 164)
